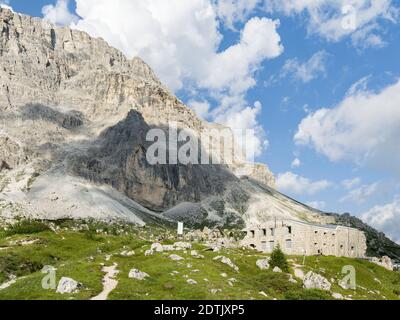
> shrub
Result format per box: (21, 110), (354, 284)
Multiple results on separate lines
(270, 245), (289, 272)
(284, 289), (332, 300)
(6, 220), (50, 236)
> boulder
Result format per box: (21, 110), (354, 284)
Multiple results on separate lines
(169, 254), (184, 261)
(56, 277), (82, 294)
(151, 243), (163, 252)
(256, 259), (270, 270)
(144, 249), (154, 256)
(128, 268), (149, 280)
(213, 256), (239, 272)
(272, 266), (282, 273)
(187, 279), (197, 285)
(303, 271), (331, 291)
(174, 242), (192, 250)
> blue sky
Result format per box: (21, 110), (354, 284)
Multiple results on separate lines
(3, 0), (400, 242)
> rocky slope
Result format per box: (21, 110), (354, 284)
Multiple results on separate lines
(0, 8), (369, 233)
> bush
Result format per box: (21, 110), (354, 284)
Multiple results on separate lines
(284, 289), (332, 300)
(6, 220), (50, 236)
(270, 245), (289, 272)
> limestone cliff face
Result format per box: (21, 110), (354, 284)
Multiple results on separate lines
(0, 8), (330, 227)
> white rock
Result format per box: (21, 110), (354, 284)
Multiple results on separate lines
(272, 266), (282, 273)
(144, 249), (154, 256)
(256, 259), (270, 270)
(174, 242), (192, 250)
(56, 277), (82, 294)
(294, 268), (305, 280)
(169, 254), (184, 261)
(151, 243), (163, 252)
(303, 271), (331, 291)
(211, 289), (222, 295)
(128, 268), (149, 280)
(120, 250), (135, 257)
(187, 279), (197, 285)
(163, 245), (176, 251)
(213, 256), (239, 272)
(332, 292), (344, 300)
(288, 275), (298, 283)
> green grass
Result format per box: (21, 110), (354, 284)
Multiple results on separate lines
(0, 219), (399, 300)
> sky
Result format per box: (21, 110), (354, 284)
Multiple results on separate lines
(2, 0), (400, 243)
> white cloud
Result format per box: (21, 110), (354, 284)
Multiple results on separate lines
(291, 158), (301, 168)
(361, 196), (400, 243)
(213, 0), (262, 29)
(342, 177), (362, 190)
(295, 79), (400, 174)
(42, 0), (79, 26)
(340, 182), (379, 204)
(282, 51), (328, 83)
(188, 100), (211, 120)
(265, 0), (399, 46)
(215, 100), (267, 158)
(276, 172), (331, 195)
(306, 201), (326, 210)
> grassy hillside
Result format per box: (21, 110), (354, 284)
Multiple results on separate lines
(0, 219), (399, 300)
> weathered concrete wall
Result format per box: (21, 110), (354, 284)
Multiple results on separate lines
(242, 219), (367, 258)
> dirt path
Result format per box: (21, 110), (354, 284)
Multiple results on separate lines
(91, 263), (119, 300)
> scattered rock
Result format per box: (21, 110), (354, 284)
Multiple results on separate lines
(144, 249), (154, 256)
(187, 279), (197, 285)
(220, 273), (228, 278)
(256, 259), (270, 270)
(370, 256), (394, 271)
(211, 289), (222, 295)
(332, 292), (344, 300)
(213, 256), (239, 272)
(128, 268), (149, 280)
(169, 254), (184, 261)
(303, 271), (331, 291)
(272, 266), (282, 273)
(174, 242), (192, 250)
(56, 277), (82, 294)
(120, 250), (135, 257)
(151, 243), (163, 253)
(294, 268), (305, 280)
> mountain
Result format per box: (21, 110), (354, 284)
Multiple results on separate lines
(1, 6), (399, 262)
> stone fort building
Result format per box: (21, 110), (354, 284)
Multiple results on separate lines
(242, 219), (367, 258)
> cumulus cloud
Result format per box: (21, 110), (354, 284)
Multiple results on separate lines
(265, 0), (399, 46)
(294, 79), (400, 174)
(42, 0), (79, 26)
(291, 158), (301, 168)
(361, 197), (400, 243)
(213, 0), (262, 29)
(276, 172), (331, 195)
(340, 182), (379, 204)
(282, 51), (328, 83)
(188, 100), (211, 120)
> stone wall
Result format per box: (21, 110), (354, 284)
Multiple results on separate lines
(242, 219), (367, 258)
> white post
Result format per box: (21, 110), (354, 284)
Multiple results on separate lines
(177, 222), (184, 238)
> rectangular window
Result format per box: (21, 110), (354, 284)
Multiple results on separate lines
(261, 241), (267, 251)
(250, 230), (255, 238)
(262, 229), (267, 237)
(269, 240), (275, 250)
(270, 228), (275, 236)
(286, 239), (292, 249)
(287, 226), (292, 234)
